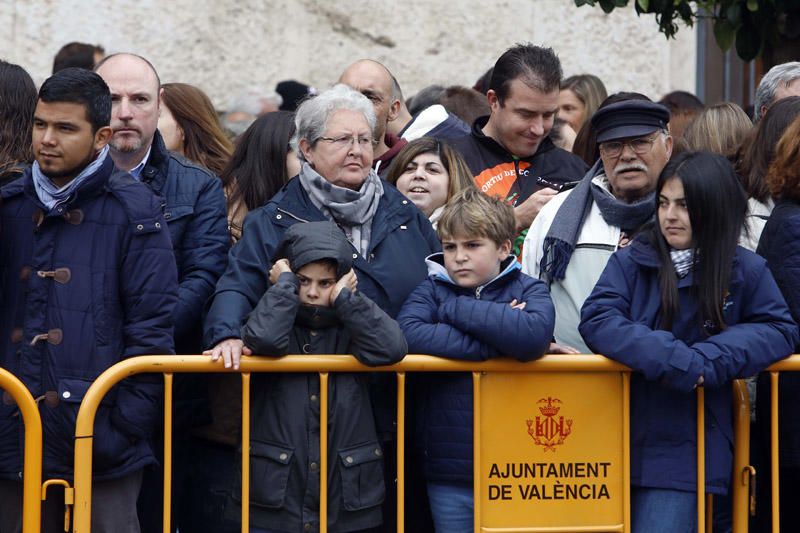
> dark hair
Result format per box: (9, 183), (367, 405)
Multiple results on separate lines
(489, 44), (562, 104)
(473, 67), (494, 95)
(658, 90), (704, 113)
(439, 86), (491, 126)
(53, 42), (104, 73)
(407, 84), (445, 116)
(736, 96), (800, 203)
(573, 92), (652, 166)
(38, 68), (111, 132)
(161, 83), (233, 176)
(650, 151), (747, 331)
(221, 110), (296, 221)
(0, 60), (37, 173)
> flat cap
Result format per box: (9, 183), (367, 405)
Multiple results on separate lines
(591, 100), (671, 143)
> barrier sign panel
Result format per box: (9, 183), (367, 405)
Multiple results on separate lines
(479, 372), (628, 530)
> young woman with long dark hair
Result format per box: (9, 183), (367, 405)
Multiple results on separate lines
(0, 60), (37, 185)
(579, 151), (798, 532)
(219, 111), (298, 242)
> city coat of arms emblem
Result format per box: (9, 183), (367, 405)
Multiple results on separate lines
(526, 397), (573, 451)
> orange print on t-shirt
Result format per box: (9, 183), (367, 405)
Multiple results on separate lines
(474, 161), (531, 201)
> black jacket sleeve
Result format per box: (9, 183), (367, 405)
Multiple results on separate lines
(241, 272), (300, 356)
(336, 288), (408, 367)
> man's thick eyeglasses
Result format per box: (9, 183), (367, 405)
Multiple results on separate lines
(318, 135), (377, 149)
(599, 134), (661, 158)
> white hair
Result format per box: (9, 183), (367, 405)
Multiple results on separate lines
(291, 84), (377, 161)
(754, 61), (800, 122)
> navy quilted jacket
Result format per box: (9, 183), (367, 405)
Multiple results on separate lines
(580, 236), (798, 494)
(0, 155), (178, 480)
(397, 254), (555, 482)
(140, 131), (229, 354)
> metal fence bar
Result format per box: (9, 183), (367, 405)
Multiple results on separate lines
(698, 387), (706, 533)
(731, 380), (752, 532)
(241, 372), (251, 533)
(320, 372), (329, 533)
(473, 371), (482, 533)
(770, 371), (779, 533)
(622, 372), (631, 532)
(0, 370), (44, 533)
(162, 373), (173, 533)
(396, 372), (406, 533)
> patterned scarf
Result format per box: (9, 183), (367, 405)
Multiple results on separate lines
(31, 146), (109, 211)
(298, 162), (383, 257)
(670, 248), (695, 278)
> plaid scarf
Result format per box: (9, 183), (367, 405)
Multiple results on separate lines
(298, 162), (383, 258)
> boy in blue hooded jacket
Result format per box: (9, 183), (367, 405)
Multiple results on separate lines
(397, 187), (555, 532)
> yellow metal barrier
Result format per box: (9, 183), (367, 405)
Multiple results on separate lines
(69, 354), (755, 533)
(0, 368), (44, 533)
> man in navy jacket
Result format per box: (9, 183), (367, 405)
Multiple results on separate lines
(0, 68), (177, 532)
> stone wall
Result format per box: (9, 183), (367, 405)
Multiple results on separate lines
(0, 0), (696, 110)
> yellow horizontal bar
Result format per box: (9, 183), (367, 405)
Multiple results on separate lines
(765, 354), (800, 371)
(482, 525), (624, 532)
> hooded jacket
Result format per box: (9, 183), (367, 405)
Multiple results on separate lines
(237, 221), (407, 533)
(397, 253), (555, 482)
(448, 116), (587, 205)
(579, 235), (798, 494)
(0, 156), (178, 480)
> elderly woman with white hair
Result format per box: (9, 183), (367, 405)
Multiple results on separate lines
(203, 84), (440, 530)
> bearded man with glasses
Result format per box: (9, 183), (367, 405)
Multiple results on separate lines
(522, 96), (672, 353)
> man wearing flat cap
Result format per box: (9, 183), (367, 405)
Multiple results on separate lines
(522, 94), (672, 353)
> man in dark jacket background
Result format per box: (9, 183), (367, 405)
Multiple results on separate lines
(95, 53), (229, 355)
(449, 43), (587, 232)
(0, 68), (178, 533)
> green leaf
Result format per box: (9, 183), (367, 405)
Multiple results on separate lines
(746, 0), (759, 12)
(637, 0), (650, 10)
(599, 0), (617, 13)
(713, 18), (736, 51)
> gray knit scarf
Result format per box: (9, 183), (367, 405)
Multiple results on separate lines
(670, 248), (695, 278)
(298, 162), (383, 257)
(540, 160), (655, 282)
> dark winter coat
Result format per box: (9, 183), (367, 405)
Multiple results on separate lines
(237, 236), (406, 533)
(448, 116), (588, 205)
(579, 236), (798, 494)
(0, 156), (178, 480)
(757, 198), (800, 466)
(397, 254), (555, 483)
(141, 131), (229, 354)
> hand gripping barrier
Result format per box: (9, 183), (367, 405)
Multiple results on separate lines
(68, 354), (759, 533)
(0, 368), (43, 533)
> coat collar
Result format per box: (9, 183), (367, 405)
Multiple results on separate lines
(21, 155), (115, 213)
(139, 130), (170, 193)
(425, 252), (520, 292)
(469, 115), (557, 161)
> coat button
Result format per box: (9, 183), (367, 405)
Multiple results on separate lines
(155, 222), (161, 229)
(374, 448), (382, 457)
(352, 253), (358, 259)
(136, 224), (144, 230)
(345, 456), (353, 464)
(279, 452), (288, 461)
(310, 394), (318, 402)
(304, 524), (312, 532)
(276, 214), (282, 220)
(62, 391), (71, 399)
(402, 200), (408, 204)
(310, 462), (318, 471)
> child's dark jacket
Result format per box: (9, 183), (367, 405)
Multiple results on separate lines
(238, 223), (407, 533)
(397, 254), (555, 483)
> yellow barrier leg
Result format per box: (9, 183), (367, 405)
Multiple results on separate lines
(396, 372), (405, 533)
(473, 372), (481, 533)
(241, 373), (250, 533)
(163, 373), (173, 533)
(698, 387), (705, 533)
(770, 372), (779, 533)
(320, 372), (329, 533)
(622, 373), (631, 532)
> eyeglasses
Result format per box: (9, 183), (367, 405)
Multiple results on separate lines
(318, 135), (377, 149)
(599, 133), (661, 158)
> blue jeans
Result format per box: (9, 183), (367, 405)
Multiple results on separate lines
(631, 487), (697, 533)
(427, 482), (473, 533)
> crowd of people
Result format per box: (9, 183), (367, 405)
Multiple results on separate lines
(1, 39), (800, 533)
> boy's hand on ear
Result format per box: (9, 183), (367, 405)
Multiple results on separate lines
(269, 258), (292, 284)
(331, 269), (358, 304)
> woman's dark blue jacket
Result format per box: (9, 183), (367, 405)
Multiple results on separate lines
(756, 199), (800, 466)
(0, 157), (178, 480)
(397, 254), (555, 483)
(579, 236), (798, 494)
